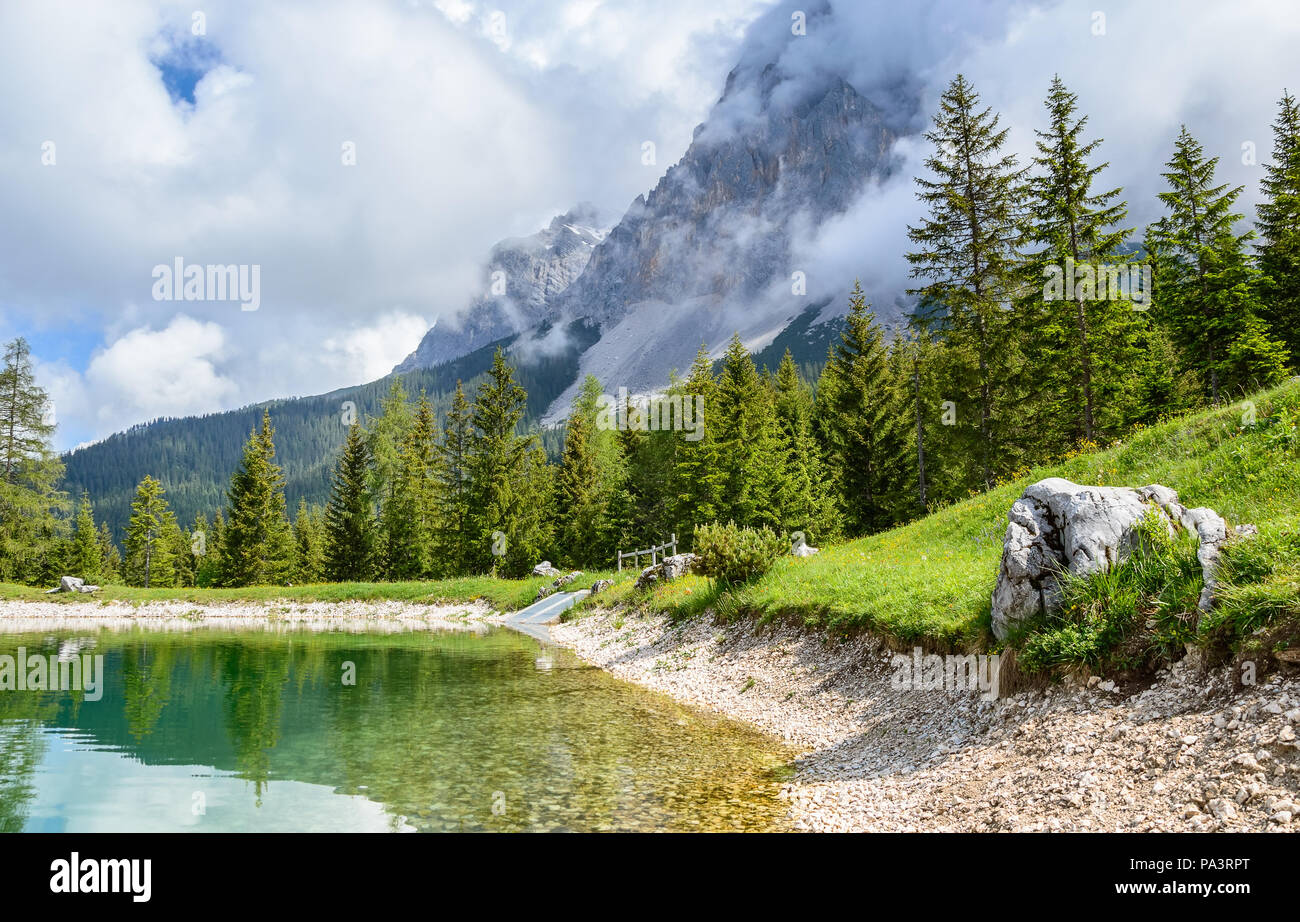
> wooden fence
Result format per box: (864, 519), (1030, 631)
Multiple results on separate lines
(616, 534), (677, 572)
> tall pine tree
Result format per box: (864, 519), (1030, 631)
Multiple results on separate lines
(324, 422), (377, 582)
(66, 493), (104, 583)
(466, 349), (549, 576)
(1146, 126), (1289, 403)
(381, 392), (438, 579)
(218, 410), (293, 586)
(817, 283), (908, 533)
(773, 350), (837, 542)
(1256, 89), (1300, 366)
(123, 476), (175, 588)
(434, 381), (474, 577)
(907, 75), (1026, 490)
(1025, 75), (1151, 447)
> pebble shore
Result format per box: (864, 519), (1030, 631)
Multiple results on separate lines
(551, 608), (1300, 832)
(0, 599), (494, 634)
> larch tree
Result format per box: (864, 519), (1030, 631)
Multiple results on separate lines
(0, 337), (66, 584)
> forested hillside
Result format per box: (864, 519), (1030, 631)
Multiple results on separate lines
(61, 320), (599, 538)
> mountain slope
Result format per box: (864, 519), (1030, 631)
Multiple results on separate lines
(63, 320), (599, 540)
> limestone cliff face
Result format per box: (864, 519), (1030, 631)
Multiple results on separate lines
(537, 58), (898, 418)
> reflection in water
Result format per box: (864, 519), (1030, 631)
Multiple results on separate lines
(0, 627), (792, 832)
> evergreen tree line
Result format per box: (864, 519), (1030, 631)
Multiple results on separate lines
(3, 75), (1299, 585)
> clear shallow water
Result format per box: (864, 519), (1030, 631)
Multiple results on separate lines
(0, 626), (793, 832)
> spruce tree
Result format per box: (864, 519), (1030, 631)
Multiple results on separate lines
(191, 511), (219, 587)
(669, 344), (722, 543)
(1256, 89), (1300, 365)
(773, 350), (837, 543)
(124, 476), (174, 588)
(907, 75), (1026, 490)
(66, 493), (104, 583)
(207, 508), (225, 582)
(291, 499), (326, 584)
(1146, 126), (1289, 403)
(381, 393), (437, 579)
(466, 349), (545, 576)
(894, 332), (934, 515)
(433, 381), (474, 577)
(324, 422), (377, 582)
(97, 521), (121, 584)
(167, 516), (195, 588)
(556, 407), (606, 567)
(218, 410), (294, 586)
(713, 334), (783, 528)
(1025, 76), (1148, 446)
(818, 283), (908, 534)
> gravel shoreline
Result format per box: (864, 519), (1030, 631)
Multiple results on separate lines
(0, 599), (494, 634)
(551, 607), (1300, 832)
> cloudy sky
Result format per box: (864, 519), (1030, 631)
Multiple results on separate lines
(2, 0), (1297, 449)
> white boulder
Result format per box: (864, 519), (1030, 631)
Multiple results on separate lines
(990, 478), (1236, 640)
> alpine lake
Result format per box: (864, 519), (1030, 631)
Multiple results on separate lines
(0, 621), (794, 832)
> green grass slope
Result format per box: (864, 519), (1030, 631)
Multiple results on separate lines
(606, 378), (1300, 653)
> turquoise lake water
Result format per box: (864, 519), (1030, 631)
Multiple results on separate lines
(0, 626), (793, 832)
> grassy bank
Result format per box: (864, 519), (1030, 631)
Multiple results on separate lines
(593, 379), (1300, 660)
(0, 572), (614, 612)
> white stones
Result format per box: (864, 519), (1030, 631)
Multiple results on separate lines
(634, 553), (697, 590)
(1208, 797), (1238, 821)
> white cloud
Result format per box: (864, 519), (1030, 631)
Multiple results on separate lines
(36, 315), (239, 443)
(86, 315), (238, 422)
(321, 310), (433, 383)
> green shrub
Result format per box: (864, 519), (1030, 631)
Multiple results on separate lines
(693, 522), (788, 585)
